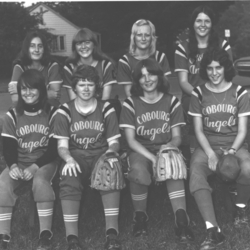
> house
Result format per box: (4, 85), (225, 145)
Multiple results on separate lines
(29, 3), (100, 57)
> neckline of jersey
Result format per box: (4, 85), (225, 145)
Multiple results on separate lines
(205, 82), (232, 93)
(139, 92), (164, 104)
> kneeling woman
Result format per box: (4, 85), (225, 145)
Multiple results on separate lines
(0, 69), (58, 249)
(188, 48), (250, 250)
(53, 65), (122, 250)
(119, 58), (194, 242)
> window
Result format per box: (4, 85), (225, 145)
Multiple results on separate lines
(51, 35), (66, 52)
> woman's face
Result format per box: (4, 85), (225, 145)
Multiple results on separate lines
(206, 60), (225, 86)
(135, 25), (152, 51)
(193, 12), (212, 38)
(75, 40), (94, 59)
(139, 67), (158, 93)
(21, 85), (40, 104)
(75, 79), (96, 101)
(29, 37), (44, 61)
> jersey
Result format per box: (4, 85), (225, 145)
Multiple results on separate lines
(119, 94), (185, 152)
(175, 39), (232, 99)
(10, 60), (63, 106)
(1, 107), (56, 166)
(53, 100), (121, 158)
(117, 51), (171, 86)
(188, 83), (250, 149)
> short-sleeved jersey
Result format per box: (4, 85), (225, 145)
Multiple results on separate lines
(119, 94), (185, 152)
(53, 99), (121, 157)
(1, 107), (56, 166)
(175, 39), (232, 99)
(188, 83), (250, 147)
(117, 51), (171, 86)
(63, 59), (116, 91)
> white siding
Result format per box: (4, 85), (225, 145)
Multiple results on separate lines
(30, 5), (79, 57)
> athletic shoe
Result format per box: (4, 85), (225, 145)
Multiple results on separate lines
(234, 205), (248, 227)
(200, 227), (225, 250)
(104, 234), (121, 250)
(0, 234), (10, 249)
(67, 235), (83, 250)
(37, 230), (52, 250)
(174, 209), (194, 243)
(132, 211), (148, 237)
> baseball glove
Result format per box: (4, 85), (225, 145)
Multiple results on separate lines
(91, 152), (126, 191)
(153, 145), (187, 182)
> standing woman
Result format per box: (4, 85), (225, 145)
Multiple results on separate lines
(120, 58), (194, 242)
(188, 48), (250, 250)
(0, 69), (58, 250)
(63, 28), (116, 101)
(175, 6), (232, 153)
(117, 19), (171, 97)
(8, 30), (63, 107)
(54, 65), (122, 250)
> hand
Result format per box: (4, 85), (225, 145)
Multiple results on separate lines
(9, 164), (23, 180)
(220, 147), (235, 155)
(8, 82), (17, 95)
(150, 154), (158, 168)
(165, 142), (177, 149)
(62, 158), (82, 177)
(47, 89), (61, 100)
(207, 151), (218, 171)
(23, 164), (39, 181)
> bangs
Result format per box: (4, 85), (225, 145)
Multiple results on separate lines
(74, 29), (96, 44)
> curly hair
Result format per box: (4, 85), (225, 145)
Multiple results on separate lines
(129, 19), (157, 57)
(188, 6), (219, 62)
(71, 64), (101, 97)
(131, 58), (169, 97)
(200, 48), (235, 82)
(14, 30), (51, 67)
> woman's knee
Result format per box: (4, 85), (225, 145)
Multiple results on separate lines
(32, 177), (55, 202)
(128, 165), (151, 186)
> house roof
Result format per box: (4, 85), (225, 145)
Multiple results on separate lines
(28, 3), (80, 30)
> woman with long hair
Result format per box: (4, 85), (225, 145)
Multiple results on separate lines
(54, 64), (122, 250)
(175, 5), (232, 153)
(120, 58), (194, 243)
(9, 30), (62, 107)
(0, 69), (58, 250)
(189, 48), (250, 250)
(117, 19), (171, 97)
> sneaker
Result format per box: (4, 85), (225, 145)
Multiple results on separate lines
(200, 227), (225, 250)
(234, 205), (248, 227)
(67, 235), (83, 250)
(37, 230), (52, 250)
(132, 211), (148, 237)
(104, 234), (121, 250)
(174, 209), (194, 244)
(0, 234), (10, 249)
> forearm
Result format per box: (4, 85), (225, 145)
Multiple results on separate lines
(58, 146), (73, 162)
(231, 130), (247, 151)
(196, 130), (213, 156)
(169, 135), (182, 148)
(179, 81), (194, 96)
(107, 140), (120, 153)
(102, 85), (112, 100)
(66, 88), (76, 100)
(124, 85), (131, 97)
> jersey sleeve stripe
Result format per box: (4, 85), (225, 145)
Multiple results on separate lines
(170, 96), (180, 114)
(102, 60), (111, 75)
(193, 87), (202, 103)
(236, 85), (247, 102)
(171, 122), (186, 128)
(64, 65), (73, 75)
(104, 80), (117, 86)
(119, 124), (135, 130)
(222, 40), (231, 51)
(103, 102), (114, 118)
(155, 51), (164, 63)
(123, 99), (135, 114)
(15, 64), (25, 72)
(1, 133), (17, 141)
(175, 69), (188, 73)
(47, 62), (57, 74)
(175, 45), (187, 58)
(164, 71), (172, 76)
(188, 111), (202, 117)
(53, 135), (70, 139)
(239, 112), (250, 117)
(107, 134), (121, 142)
(58, 104), (71, 122)
(8, 109), (17, 126)
(119, 56), (130, 69)
(118, 81), (132, 85)
(104, 107), (115, 118)
(49, 106), (58, 124)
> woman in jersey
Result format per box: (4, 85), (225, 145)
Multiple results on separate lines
(63, 28), (116, 101)
(120, 58), (194, 243)
(117, 19), (171, 97)
(175, 5), (232, 153)
(53, 65), (121, 250)
(0, 69), (58, 250)
(8, 30), (63, 107)
(188, 48), (250, 250)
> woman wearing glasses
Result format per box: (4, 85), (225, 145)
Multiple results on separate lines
(117, 19), (171, 97)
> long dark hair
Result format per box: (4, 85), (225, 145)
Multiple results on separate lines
(188, 6), (219, 62)
(13, 30), (51, 67)
(16, 69), (50, 115)
(131, 58), (169, 97)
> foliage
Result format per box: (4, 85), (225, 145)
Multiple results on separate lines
(216, 2), (250, 60)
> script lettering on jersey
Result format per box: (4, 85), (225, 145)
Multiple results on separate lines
(202, 104), (237, 132)
(189, 53), (203, 75)
(70, 120), (104, 149)
(136, 111), (170, 141)
(16, 124), (49, 152)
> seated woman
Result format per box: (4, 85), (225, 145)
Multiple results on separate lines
(188, 48), (250, 250)
(53, 65), (122, 250)
(0, 69), (58, 250)
(119, 58), (194, 243)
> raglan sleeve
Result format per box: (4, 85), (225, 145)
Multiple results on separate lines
(62, 63), (73, 89)
(169, 95), (186, 128)
(174, 43), (189, 73)
(188, 87), (203, 117)
(47, 62), (63, 87)
(157, 52), (171, 76)
(117, 55), (133, 85)
(119, 97), (136, 130)
(236, 85), (250, 117)
(102, 60), (117, 87)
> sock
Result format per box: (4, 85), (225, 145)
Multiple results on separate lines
(101, 190), (120, 233)
(236, 184), (250, 205)
(37, 201), (53, 235)
(61, 200), (80, 237)
(194, 189), (218, 228)
(130, 182), (148, 213)
(166, 179), (186, 213)
(0, 207), (12, 236)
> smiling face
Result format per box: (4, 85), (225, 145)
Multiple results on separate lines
(194, 12), (212, 38)
(75, 40), (94, 60)
(75, 79), (96, 101)
(206, 60), (226, 86)
(21, 84), (40, 104)
(139, 67), (158, 93)
(29, 37), (44, 62)
(135, 25), (152, 51)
